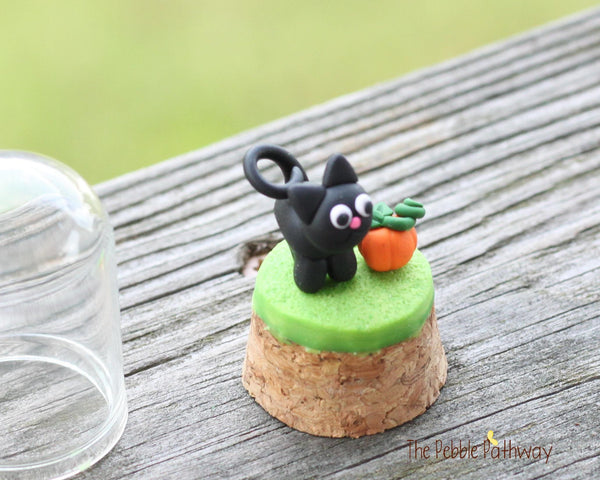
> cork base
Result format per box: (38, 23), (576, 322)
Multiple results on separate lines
(242, 308), (447, 438)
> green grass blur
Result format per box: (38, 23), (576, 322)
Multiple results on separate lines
(0, 1), (596, 184)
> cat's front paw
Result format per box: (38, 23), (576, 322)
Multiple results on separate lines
(294, 255), (327, 293)
(327, 251), (357, 282)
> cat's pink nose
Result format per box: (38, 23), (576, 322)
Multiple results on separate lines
(350, 216), (361, 230)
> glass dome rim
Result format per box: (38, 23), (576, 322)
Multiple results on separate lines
(0, 150), (107, 221)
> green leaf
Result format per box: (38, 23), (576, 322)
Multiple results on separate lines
(394, 198), (426, 219)
(373, 202), (393, 220)
(382, 215), (415, 231)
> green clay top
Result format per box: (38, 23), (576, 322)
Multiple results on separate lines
(252, 241), (434, 353)
(371, 198), (425, 231)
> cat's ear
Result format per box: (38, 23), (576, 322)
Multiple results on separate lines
(322, 154), (358, 187)
(288, 183), (326, 224)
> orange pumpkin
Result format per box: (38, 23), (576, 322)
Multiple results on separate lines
(359, 226), (418, 272)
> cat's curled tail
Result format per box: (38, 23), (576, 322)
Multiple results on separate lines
(243, 144), (308, 199)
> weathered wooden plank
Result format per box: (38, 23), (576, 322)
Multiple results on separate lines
(79, 8), (600, 480)
(113, 92), (600, 312)
(109, 47), (600, 295)
(106, 31), (600, 244)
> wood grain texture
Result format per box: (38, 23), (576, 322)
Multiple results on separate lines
(82, 8), (600, 479)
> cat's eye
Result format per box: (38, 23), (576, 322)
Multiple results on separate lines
(355, 193), (373, 217)
(329, 204), (353, 229)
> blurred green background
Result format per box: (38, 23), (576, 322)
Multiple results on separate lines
(0, 1), (596, 184)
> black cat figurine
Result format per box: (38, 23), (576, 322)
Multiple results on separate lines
(243, 144), (373, 293)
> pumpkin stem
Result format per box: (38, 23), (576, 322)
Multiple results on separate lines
(370, 199), (426, 231)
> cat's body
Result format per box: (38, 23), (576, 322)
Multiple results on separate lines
(244, 144), (373, 293)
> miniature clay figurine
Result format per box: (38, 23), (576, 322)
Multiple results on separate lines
(243, 144), (373, 293)
(242, 145), (446, 437)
